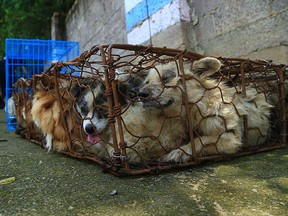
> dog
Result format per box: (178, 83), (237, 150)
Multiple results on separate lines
(114, 69), (187, 162)
(159, 58), (273, 162)
(132, 57), (244, 162)
(14, 90), (33, 136)
(31, 89), (73, 151)
(74, 57), (273, 163)
(123, 57), (273, 162)
(71, 72), (143, 156)
(11, 78), (33, 136)
(31, 75), (83, 152)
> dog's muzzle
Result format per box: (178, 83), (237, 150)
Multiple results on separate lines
(138, 91), (174, 107)
(85, 123), (96, 135)
(138, 91), (150, 98)
(85, 123), (102, 144)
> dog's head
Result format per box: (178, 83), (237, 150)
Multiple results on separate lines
(137, 57), (222, 108)
(71, 74), (143, 143)
(138, 68), (183, 109)
(191, 57), (222, 79)
(71, 79), (108, 143)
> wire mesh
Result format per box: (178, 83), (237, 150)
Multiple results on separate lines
(12, 44), (287, 176)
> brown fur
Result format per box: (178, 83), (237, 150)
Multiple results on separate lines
(14, 91), (33, 136)
(31, 88), (80, 151)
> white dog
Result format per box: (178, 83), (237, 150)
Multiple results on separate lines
(161, 58), (273, 162)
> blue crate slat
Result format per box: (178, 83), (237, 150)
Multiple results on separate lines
(5, 38), (79, 131)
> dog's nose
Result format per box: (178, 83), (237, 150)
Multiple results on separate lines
(138, 91), (150, 98)
(129, 88), (139, 99)
(85, 124), (95, 135)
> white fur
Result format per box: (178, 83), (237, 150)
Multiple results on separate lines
(6, 97), (16, 117)
(45, 133), (53, 152)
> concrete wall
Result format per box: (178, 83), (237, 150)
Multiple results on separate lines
(125, 0), (191, 50)
(65, 0), (127, 53)
(51, 12), (67, 40)
(64, 0), (288, 64)
(187, 0), (288, 64)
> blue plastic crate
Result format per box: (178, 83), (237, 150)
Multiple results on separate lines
(5, 38), (79, 131)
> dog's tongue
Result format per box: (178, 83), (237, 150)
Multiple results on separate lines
(87, 134), (101, 143)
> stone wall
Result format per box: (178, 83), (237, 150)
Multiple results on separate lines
(64, 0), (288, 64)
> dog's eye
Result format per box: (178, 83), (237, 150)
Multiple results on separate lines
(161, 70), (176, 84)
(161, 77), (171, 85)
(80, 106), (88, 116)
(95, 93), (106, 104)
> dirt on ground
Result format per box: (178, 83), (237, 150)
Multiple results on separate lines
(0, 109), (288, 216)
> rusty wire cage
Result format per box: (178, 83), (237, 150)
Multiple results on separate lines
(12, 44), (287, 176)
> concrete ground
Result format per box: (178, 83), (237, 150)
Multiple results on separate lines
(0, 109), (288, 216)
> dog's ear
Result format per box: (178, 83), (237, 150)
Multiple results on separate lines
(71, 79), (98, 99)
(137, 69), (150, 80)
(127, 76), (144, 98)
(116, 75), (143, 105)
(192, 57), (222, 78)
(71, 81), (82, 99)
(161, 69), (176, 84)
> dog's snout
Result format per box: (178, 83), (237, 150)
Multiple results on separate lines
(129, 88), (139, 99)
(138, 91), (150, 98)
(85, 124), (95, 135)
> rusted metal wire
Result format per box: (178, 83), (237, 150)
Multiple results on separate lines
(12, 44), (287, 176)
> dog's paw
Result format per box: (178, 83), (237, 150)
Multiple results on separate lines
(161, 147), (192, 163)
(45, 143), (52, 152)
(45, 134), (53, 152)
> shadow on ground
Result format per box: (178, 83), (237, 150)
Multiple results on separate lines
(0, 109), (288, 216)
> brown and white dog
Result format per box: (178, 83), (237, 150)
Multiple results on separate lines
(31, 88), (77, 151)
(30, 75), (84, 152)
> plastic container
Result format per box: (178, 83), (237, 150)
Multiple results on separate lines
(5, 38), (79, 130)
